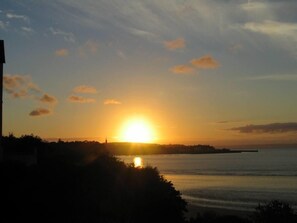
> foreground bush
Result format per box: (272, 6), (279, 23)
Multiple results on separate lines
(1, 143), (187, 223)
(253, 200), (297, 223)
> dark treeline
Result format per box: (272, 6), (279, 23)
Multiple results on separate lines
(1, 135), (296, 223)
(1, 135), (187, 223)
(188, 200), (297, 223)
(1, 134), (240, 158)
(3, 135), (241, 155)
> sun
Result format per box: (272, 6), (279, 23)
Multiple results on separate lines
(120, 118), (155, 143)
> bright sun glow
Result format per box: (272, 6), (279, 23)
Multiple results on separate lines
(133, 157), (143, 168)
(120, 118), (155, 143)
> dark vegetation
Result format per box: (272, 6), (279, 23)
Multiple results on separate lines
(189, 211), (251, 223)
(1, 135), (186, 223)
(253, 200), (297, 223)
(0, 135), (295, 223)
(188, 200), (297, 223)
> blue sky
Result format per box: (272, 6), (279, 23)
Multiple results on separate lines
(1, 0), (297, 145)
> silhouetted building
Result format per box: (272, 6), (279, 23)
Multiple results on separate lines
(0, 40), (5, 140)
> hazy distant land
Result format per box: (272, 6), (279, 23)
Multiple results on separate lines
(105, 142), (258, 155)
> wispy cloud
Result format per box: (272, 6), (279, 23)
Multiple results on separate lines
(191, 55), (219, 69)
(170, 54), (220, 74)
(240, 2), (268, 11)
(27, 82), (42, 94)
(0, 21), (7, 29)
(104, 99), (122, 105)
(244, 20), (297, 35)
(243, 20), (297, 43)
(29, 108), (51, 117)
(73, 85), (97, 94)
(69, 84), (97, 104)
(229, 43), (243, 53)
(217, 121), (231, 124)
(39, 94), (57, 104)
(246, 74), (297, 81)
(6, 13), (29, 22)
(55, 41), (99, 57)
(3, 74), (42, 99)
(4, 74), (58, 117)
(170, 65), (194, 74)
(84, 40), (99, 53)
(12, 90), (28, 98)
(49, 27), (75, 43)
(21, 27), (33, 33)
(116, 50), (127, 59)
(68, 95), (96, 103)
(55, 48), (69, 57)
(77, 40), (99, 57)
(214, 120), (245, 125)
(164, 38), (185, 50)
(230, 122), (297, 134)
(128, 28), (157, 40)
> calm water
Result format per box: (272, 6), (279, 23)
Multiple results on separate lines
(118, 149), (297, 212)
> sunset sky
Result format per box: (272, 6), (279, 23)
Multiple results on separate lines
(1, 0), (297, 146)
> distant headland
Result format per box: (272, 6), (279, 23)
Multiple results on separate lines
(105, 142), (258, 155)
(1, 135), (257, 165)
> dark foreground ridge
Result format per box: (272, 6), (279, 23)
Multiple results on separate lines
(1, 135), (295, 223)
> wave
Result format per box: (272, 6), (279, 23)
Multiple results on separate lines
(182, 195), (255, 211)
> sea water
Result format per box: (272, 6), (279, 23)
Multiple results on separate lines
(118, 149), (297, 212)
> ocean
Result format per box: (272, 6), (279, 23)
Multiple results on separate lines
(118, 149), (297, 212)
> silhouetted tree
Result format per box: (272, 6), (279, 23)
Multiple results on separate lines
(1, 137), (187, 223)
(253, 200), (297, 223)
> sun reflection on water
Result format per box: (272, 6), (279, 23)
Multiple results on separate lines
(133, 157), (143, 168)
